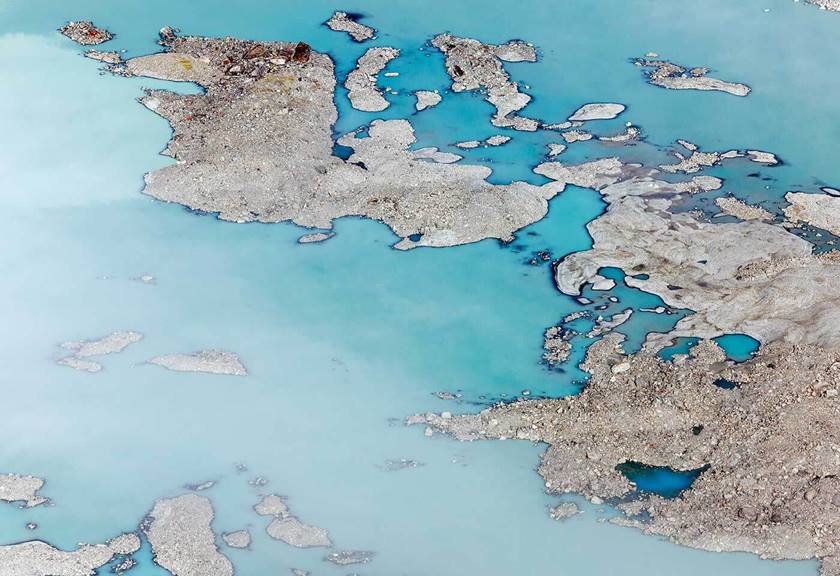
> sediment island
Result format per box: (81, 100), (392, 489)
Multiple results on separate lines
(69, 17), (840, 576)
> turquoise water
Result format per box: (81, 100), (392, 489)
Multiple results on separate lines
(616, 462), (709, 499)
(2, 0), (837, 574)
(714, 334), (761, 363)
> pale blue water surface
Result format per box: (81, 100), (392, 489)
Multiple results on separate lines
(1, 0), (838, 574)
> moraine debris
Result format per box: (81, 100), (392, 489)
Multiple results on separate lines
(412, 334), (840, 576)
(0, 533), (140, 576)
(485, 134), (511, 146)
(415, 90), (442, 111)
(110, 28), (564, 250)
(599, 125), (640, 143)
(298, 231), (335, 244)
(568, 103), (625, 122)
(412, 147), (462, 164)
(148, 350), (248, 376)
(222, 530), (251, 549)
(254, 494), (331, 548)
(345, 47), (400, 112)
(324, 11), (375, 42)
(784, 192), (840, 236)
(59, 21), (113, 45)
(84, 50), (121, 64)
(266, 517), (332, 548)
(633, 57), (751, 97)
(549, 501), (581, 520)
(324, 550), (376, 566)
(714, 197), (773, 221)
(57, 331), (144, 373)
(561, 130), (592, 144)
(143, 494), (233, 576)
(0, 474), (48, 508)
(432, 34), (539, 131)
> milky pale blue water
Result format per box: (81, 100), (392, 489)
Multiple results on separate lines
(2, 0), (837, 574)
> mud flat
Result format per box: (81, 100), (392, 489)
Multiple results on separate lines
(148, 350), (248, 376)
(568, 103), (625, 122)
(784, 192), (840, 236)
(345, 47), (400, 112)
(109, 29), (564, 250)
(57, 331), (143, 373)
(414, 90), (441, 111)
(0, 533), (140, 576)
(432, 34), (539, 131)
(414, 334), (840, 576)
(633, 58), (750, 96)
(143, 494), (233, 576)
(324, 11), (375, 42)
(59, 21), (112, 45)
(714, 197), (772, 221)
(0, 474), (48, 508)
